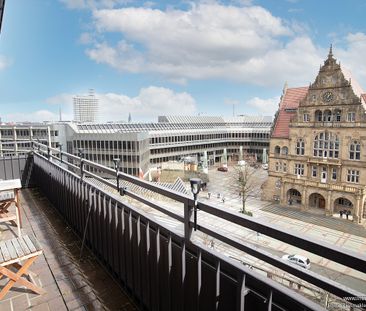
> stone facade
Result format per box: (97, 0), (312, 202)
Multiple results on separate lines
(263, 48), (366, 224)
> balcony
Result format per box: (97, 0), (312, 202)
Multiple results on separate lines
(307, 157), (342, 166)
(289, 121), (365, 128)
(0, 142), (366, 310)
(282, 177), (362, 194)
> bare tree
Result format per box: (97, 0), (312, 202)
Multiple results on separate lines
(235, 160), (261, 215)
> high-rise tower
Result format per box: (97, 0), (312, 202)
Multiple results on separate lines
(73, 89), (99, 123)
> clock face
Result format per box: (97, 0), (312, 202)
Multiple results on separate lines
(322, 91), (333, 102)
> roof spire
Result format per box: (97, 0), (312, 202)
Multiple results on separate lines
(328, 44), (333, 59)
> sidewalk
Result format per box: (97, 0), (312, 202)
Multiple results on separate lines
(262, 204), (366, 238)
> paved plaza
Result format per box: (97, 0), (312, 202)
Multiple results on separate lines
(137, 164), (366, 299)
(195, 165), (366, 295)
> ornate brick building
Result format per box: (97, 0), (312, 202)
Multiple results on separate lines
(263, 47), (366, 224)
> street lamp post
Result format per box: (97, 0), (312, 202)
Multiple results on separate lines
(190, 178), (202, 231)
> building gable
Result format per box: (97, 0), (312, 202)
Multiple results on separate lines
(297, 46), (365, 111)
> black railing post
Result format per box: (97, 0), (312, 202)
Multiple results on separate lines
(78, 148), (84, 180)
(184, 199), (193, 241)
(113, 158), (120, 191)
(59, 144), (63, 163)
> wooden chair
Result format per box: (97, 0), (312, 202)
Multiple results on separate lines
(0, 179), (22, 237)
(0, 235), (46, 300)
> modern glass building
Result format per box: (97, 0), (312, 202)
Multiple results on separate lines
(0, 115), (271, 175)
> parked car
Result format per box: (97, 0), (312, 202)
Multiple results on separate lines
(281, 254), (311, 269)
(262, 164), (269, 170)
(237, 160), (246, 166)
(217, 166), (228, 172)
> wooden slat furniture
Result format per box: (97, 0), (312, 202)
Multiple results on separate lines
(0, 235), (45, 299)
(0, 179), (22, 236)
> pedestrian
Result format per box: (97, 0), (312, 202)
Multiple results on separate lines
(222, 197), (225, 203)
(346, 210), (350, 220)
(210, 240), (215, 248)
(217, 193), (220, 199)
(339, 210), (343, 219)
(207, 192), (211, 199)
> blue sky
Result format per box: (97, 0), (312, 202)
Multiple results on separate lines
(0, 0), (365, 122)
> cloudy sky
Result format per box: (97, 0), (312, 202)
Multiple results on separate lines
(0, 0), (365, 122)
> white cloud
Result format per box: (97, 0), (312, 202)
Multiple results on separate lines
(64, 1), (366, 89)
(337, 32), (366, 88)
(43, 87), (197, 122)
(4, 87), (195, 123)
(98, 87), (197, 121)
(78, 32), (95, 45)
(86, 3), (309, 86)
(246, 96), (280, 115)
(0, 55), (12, 70)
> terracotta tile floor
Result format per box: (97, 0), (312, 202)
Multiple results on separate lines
(0, 188), (139, 311)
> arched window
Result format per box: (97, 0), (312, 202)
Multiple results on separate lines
(281, 146), (288, 155)
(323, 110), (332, 122)
(313, 132), (339, 158)
(349, 141), (361, 160)
(296, 139), (305, 155)
(275, 162), (279, 171)
(333, 109), (341, 122)
(315, 110), (323, 122)
(274, 146), (280, 155)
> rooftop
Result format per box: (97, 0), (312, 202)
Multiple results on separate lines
(271, 87), (308, 138)
(75, 116), (272, 134)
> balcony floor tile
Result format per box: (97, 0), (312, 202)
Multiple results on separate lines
(0, 188), (138, 311)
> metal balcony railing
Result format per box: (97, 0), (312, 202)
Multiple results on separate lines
(1, 141), (366, 311)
